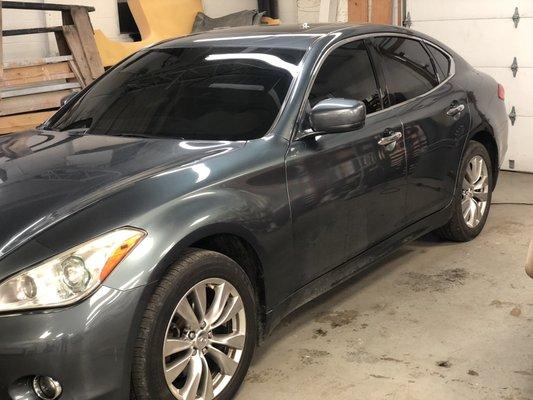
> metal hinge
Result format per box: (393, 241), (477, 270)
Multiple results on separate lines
(509, 106), (516, 126)
(511, 57), (518, 77)
(513, 7), (520, 28)
(403, 12), (412, 28)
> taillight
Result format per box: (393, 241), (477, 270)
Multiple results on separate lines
(498, 83), (505, 100)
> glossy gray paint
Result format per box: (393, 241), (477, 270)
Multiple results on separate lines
(0, 24), (508, 399)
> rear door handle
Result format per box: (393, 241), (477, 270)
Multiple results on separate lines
(447, 103), (465, 116)
(378, 131), (402, 146)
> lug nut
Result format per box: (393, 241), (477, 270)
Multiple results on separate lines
(188, 331), (195, 340)
(200, 321), (207, 329)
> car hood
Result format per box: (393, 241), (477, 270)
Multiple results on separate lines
(0, 130), (245, 259)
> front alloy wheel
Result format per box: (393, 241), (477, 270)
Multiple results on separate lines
(163, 279), (246, 400)
(132, 249), (257, 400)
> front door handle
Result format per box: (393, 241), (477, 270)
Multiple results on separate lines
(378, 131), (403, 146)
(447, 103), (465, 116)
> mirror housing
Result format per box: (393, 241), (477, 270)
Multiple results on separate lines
(308, 98), (366, 134)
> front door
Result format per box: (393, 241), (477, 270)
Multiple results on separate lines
(285, 39), (408, 288)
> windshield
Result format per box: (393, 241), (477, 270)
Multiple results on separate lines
(46, 46), (304, 141)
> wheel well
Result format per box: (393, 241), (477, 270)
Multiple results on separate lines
(471, 131), (499, 189)
(191, 234), (267, 337)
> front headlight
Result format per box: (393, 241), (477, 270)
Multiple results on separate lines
(0, 228), (145, 313)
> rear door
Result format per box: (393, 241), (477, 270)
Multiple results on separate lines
(285, 39), (407, 287)
(370, 36), (471, 224)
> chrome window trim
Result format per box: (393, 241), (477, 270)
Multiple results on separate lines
(293, 32), (456, 140)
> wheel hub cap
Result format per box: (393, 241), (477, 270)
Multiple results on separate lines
(162, 278), (246, 400)
(461, 155), (489, 228)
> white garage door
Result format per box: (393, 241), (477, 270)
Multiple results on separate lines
(405, 0), (533, 172)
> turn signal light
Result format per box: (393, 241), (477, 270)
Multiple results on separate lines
(497, 83), (505, 100)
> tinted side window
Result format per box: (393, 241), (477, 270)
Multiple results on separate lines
(427, 44), (451, 80)
(374, 37), (439, 106)
(309, 41), (382, 114)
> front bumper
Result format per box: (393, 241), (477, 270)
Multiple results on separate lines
(0, 284), (148, 400)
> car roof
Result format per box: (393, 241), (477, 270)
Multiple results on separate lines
(155, 23), (416, 51)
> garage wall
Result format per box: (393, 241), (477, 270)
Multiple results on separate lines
(406, 0), (533, 173)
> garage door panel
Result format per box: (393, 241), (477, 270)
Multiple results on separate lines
(407, 0), (533, 20)
(477, 67), (533, 116)
(503, 116), (533, 172)
(413, 19), (533, 67)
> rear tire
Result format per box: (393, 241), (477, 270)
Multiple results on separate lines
(132, 249), (257, 400)
(437, 140), (493, 242)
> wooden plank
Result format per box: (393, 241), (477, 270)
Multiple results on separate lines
(2, 1), (94, 12)
(0, 90), (71, 116)
(0, 110), (54, 134)
(62, 25), (93, 86)
(3, 62), (75, 87)
(371, 0), (393, 24)
(2, 82), (80, 98)
(3, 55), (73, 69)
(1, 0), (3, 87)
(3, 26), (63, 36)
(70, 6), (104, 79)
(348, 0), (369, 23)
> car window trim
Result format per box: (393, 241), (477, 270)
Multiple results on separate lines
(292, 32), (456, 141)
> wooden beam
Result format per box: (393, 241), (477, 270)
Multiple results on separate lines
(3, 55), (73, 69)
(2, 26), (63, 36)
(371, 0), (393, 25)
(61, 25), (93, 86)
(2, 1), (94, 12)
(70, 6), (104, 79)
(0, 110), (54, 134)
(0, 0), (4, 87)
(3, 61), (75, 87)
(348, 0), (369, 23)
(0, 90), (72, 116)
(2, 82), (80, 98)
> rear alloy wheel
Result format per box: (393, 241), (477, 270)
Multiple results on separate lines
(461, 155), (490, 229)
(132, 249), (257, 400)
(437, 140), (493, 242)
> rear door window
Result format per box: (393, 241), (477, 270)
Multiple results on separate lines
(373, 37), (439, 106)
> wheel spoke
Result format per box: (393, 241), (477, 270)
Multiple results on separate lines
(468, 199), (477, 226)
(191, 283), (207, 322)
(210, 332), (245, 350)
(462, 197), (471, 220)
(207, 345), (238, 376)
(199, 355), (215, 400)
(176, 297), (200, 330)
(181, 353), (203, 400)
(211, 296), (244, 329)
(473, 174), (487, 191)
(165, 351), (192, 384)
(473, 191), (488, 202)
(205, 283), (231, 326)
(164, 338), (192, 358)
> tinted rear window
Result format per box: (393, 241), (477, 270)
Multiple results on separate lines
(426, 44), (451, 80)
(47, 47), (305, 140)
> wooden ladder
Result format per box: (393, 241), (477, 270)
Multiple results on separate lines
(0, 1), (105, 134)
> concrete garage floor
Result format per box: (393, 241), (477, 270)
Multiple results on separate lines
(236, 171), (533, 400)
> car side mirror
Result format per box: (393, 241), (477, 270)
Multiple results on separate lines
(60, 92), (78, 107)
(308, 98), (366, 135)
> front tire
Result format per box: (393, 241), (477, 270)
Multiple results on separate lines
(437, 140), (493, 242)
(132, 249), (257, 400)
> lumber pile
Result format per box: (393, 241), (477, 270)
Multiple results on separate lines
(0, 1), (104, 134)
